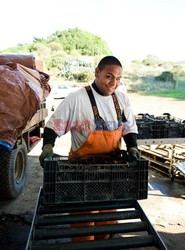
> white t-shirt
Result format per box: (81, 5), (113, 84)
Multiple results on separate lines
(46, 85), (138, 151)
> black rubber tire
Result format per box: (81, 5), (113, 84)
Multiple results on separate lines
(0, 140), (28, 199)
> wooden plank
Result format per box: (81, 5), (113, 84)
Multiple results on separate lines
(23, 108), (48, 132)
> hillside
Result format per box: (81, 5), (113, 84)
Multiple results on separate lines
(0, 28), (111, 83)
(1, 30), (185, 99)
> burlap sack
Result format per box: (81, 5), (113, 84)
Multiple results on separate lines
(0, 62), (50, 147)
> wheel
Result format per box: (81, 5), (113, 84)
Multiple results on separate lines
(0, 139), (28, 199)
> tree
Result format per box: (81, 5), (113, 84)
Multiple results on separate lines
(0, 28), (112, 79)
(155, 71), (176, 88)
(46, 28), (112, 56)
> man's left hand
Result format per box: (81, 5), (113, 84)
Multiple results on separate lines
(128, 147), (140, 161)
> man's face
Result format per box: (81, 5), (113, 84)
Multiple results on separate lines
(95, 65), (122, 96)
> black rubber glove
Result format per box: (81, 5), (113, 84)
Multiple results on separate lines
(128, 147), (140, 161)
(39, 144), (53, 167)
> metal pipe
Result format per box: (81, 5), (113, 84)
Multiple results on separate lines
(37, 210), (141, 226)
(32, 235), (156, 250)
(35, 221), (147, 240)
(38, 200), (136, 215)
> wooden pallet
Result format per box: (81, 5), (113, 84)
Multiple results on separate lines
(139, 144), (185, 179)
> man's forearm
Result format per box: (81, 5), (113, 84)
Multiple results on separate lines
(123, 133), (138, 151)
(43, 127), (57, 147)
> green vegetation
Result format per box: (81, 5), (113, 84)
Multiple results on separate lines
(0, 28), (111, 84)
(47, 29), (111, 55)
(127, 56), (185, 99)
(155, 71), (176, 84)
(1, 28), (111, 57)
(1, 32), (185, 99)
(143, 90), (185, 99)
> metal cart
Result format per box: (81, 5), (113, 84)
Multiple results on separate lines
(26, 188), (166, 250)
(26, 154), (166, 249)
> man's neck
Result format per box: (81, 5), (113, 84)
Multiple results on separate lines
(92, 81), (104, 96)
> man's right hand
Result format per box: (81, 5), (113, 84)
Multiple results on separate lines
(39, 144), (53, 167)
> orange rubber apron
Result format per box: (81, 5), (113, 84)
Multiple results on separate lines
(70, 86), (124, 241)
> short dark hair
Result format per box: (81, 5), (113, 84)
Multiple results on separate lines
(97, 56), (122, 71)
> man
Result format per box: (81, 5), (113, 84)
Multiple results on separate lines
(39, 55), (140, 241)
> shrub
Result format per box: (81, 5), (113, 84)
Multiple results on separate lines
(155, 71), (175, 82)
(72, 70), (94, 82)
(155, 71), (176, 88)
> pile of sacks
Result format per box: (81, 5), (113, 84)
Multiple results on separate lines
(0, 54), (51, 149)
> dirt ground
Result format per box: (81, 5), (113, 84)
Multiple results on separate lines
(0, 92), (185, 250)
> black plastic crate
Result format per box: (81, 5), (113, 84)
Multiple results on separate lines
(157, 114), (185, 138)
(150, 120), (168, 138)
(166, 121), (185, 138)
(136, 113), (185, 139)
(136, 114), (167, 139)
(43, 153), (148, 205)
(137, 123), (151, 139)
(136, 114), (153, 139)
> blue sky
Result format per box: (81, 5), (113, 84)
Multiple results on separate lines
(1, 0), (185, 62)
